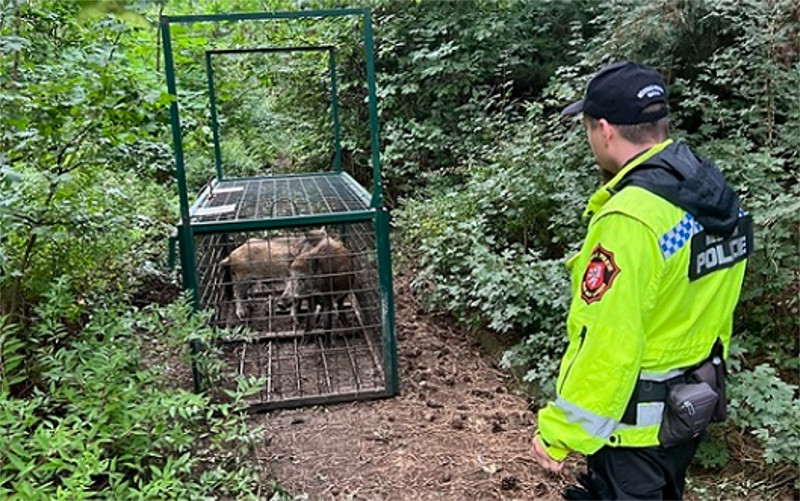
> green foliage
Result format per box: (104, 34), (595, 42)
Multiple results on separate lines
(694, 425), (730, 470)
(0, 318), (26, 392)
(0, 291), (262, 499)
(728, 364), (800, 469)
(0, 0), (175, 321)
(396, 104), (596, 396)
(373, 0), (599, 202)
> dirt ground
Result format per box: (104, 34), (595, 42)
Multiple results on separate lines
(140, 268), (797, 500)
(254, 277), (580, 500)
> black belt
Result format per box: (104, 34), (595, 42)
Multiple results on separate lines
(622, 340), (726, 426)
(620, 374), (687, 425)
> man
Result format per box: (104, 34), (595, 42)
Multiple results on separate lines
(532, 61), (752, 499)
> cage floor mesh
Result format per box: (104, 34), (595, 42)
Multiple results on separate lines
(213, 270), (388, 410)
(191, 172), (371, 223)
(225, 335), (386, 407)
(220, 312), (389, 411)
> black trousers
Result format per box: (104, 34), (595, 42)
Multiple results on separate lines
(563, 437), (702, 500)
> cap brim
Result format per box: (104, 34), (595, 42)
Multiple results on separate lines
(561, 99), (585, 116)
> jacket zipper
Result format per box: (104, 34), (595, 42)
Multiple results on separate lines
(559, 326), (587, 394)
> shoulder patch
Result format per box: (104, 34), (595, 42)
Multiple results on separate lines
(581, 244), (620, 304)
(689, 215), (753, 281)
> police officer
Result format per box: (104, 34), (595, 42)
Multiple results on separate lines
(531, 61), (752, 499)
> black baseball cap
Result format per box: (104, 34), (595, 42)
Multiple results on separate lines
(561, 61), (669, 124)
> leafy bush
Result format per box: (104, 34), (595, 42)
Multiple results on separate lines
(728, 364), (800, 469)
(0, 2), (271, 497)
(372, 0), (600, 203)
(0, 289), (263, 499)
(396, 104), (596, 394)
(0, 0), (176, 322)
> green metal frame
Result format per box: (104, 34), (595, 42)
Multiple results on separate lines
(205, 45), (343, 180)
(160, 8), (398, 402)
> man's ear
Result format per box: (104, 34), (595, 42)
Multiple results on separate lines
(599, 118), (615, 145)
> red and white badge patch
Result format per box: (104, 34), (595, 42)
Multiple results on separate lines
(580, 244), (620, 304)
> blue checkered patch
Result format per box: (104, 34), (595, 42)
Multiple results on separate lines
(660, 213), (704, 259)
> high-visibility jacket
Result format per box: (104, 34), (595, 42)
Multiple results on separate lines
(538, 139), (751, 460)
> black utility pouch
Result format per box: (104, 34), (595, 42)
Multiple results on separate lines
(658, 381), (718, 448)
(691, 356), (727, 422)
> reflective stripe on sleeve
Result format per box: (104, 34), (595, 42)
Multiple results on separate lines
(554, 396), (665, 440)
(554, 397), (618, 439)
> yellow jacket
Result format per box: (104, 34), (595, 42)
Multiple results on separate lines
(538, 139), (751, 459)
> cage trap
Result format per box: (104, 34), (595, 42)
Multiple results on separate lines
(161, 8), (398, 411)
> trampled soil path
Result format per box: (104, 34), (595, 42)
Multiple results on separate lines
(253, 277), (579, 500)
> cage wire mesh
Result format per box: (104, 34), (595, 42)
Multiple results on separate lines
(194, 219), (387, 410)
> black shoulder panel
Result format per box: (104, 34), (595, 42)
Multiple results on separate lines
(688, 215), (753, 281)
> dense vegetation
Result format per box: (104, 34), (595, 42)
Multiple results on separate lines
(0, 0), (268, 498)
(1, 0), (797, 498)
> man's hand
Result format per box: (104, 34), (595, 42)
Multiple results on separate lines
(533, 434), (564, 474)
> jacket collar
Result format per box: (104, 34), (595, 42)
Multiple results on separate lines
(582, 138), (674, 220)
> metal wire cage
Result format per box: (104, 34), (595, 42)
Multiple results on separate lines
(161, 8), (398, 410)
(194, 222), (389, 410)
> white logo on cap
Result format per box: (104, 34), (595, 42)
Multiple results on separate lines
(637, 84), (664, 99)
